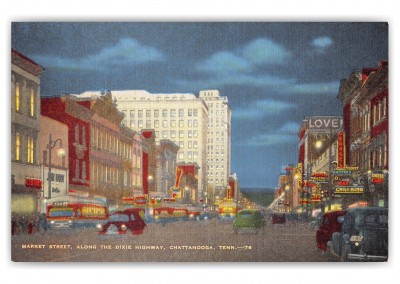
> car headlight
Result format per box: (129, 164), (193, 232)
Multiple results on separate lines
(121, 224), (127, 231)
(51, 220), (55, 224)
(204, 216), (208, 220)
(96, 223), (103, 230)
(68, 220), (72, 224)
(189, 214), (194, 218)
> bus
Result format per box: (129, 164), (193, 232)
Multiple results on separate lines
(218, 201), (240, 220)
(46, 196), (109, 229)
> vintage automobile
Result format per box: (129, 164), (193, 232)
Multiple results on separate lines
(316, 210), (346, 252)
(271, 212), (286, 224)
(97, 208), (146, 235)
(234, 209), (266, 234)
(330, 207), (388, 262)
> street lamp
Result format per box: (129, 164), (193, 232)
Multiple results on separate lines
(47, 133), (64, 199)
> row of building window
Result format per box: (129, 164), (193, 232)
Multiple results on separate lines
(127, 119), (199, 129)
(372, 98), (387, 126)
(14, 82), (36, 117)
(208, 172), (225, 177)
(91, 162), (128, 186)
(207, 179), (226, 184)
(207, 145), (225, 151)
(14, 133), (35, 164)
(123, 108), (199, 119)
(353, 145), (388, 173)
(178, 151), (199, 160)
(156, 130), (199, 139)
(91, 127), (136, 160)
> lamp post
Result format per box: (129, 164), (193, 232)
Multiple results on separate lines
(47, 133), (63, 199)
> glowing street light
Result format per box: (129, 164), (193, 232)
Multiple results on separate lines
(47, 134), (64, 199)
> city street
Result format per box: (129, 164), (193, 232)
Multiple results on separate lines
(11, 218), (337, 262)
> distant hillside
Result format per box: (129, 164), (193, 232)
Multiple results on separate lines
(240, 188), (275, 207)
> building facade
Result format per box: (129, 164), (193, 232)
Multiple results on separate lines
(338, 61), (388, 207)
(11, 49), (45, 210)
(199, 90), (232, 190)
(75, 90), (209, 203)
(39, 116), (69, 204)
(42, 93), (137, 206)
(298, 116), (343, 212)
(41, 96), (92, 198)
(156, 140), (180, 198)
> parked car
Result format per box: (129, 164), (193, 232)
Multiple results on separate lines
(330, 207), (388, 262)
(316, 210), (346, 252)
(234, 209), (266, 234)
(271, 212), (286, 224)
(97, 208), (146, 235)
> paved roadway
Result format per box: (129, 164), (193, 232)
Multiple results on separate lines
(11, 219), (338, 262)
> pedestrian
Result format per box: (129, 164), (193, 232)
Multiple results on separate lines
(38, 213), (47, 234)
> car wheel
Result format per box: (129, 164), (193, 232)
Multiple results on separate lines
(340, 243), (350, 262)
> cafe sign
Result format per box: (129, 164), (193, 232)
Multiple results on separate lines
(371, 173), (385, 184)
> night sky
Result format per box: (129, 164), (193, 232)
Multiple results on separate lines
(11, 22), (388, 189)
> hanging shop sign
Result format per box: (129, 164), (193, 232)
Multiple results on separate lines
(337, 131), (346, 168)
(371, 173), (385, 184)
(297, 163), (303, 191)
(311, 172), (328, 183)
(25, 177), (42, 189)
(311, 194), (322, 202)
(334, 186), (365, 194)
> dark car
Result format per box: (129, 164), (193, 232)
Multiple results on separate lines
(316, 210), (346, 252)
(271, 212), (286, 224)
(234, 209), (266, 234)
(330, 207), (388, 262)
(97, 208), (146, 235)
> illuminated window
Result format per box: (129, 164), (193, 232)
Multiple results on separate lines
(15, 133), (20, 161)
(27, 136), (34, 163)
(15, 83), (20, 112)
(29, 88), (35, 117)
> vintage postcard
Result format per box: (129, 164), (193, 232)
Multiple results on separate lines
(11, 22), (388, 262)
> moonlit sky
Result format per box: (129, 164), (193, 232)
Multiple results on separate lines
(11, 22), (388, 189)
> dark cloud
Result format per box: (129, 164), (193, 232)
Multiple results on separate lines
(11, 22), (388, 188)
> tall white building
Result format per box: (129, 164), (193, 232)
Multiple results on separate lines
(75, 90), (209, 201)
(199, 90), (231, 190)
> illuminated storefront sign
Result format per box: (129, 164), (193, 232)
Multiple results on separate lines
(372, 173), (385, 184)
(311, 172), (328, 183)
(337, 131), (346, 168)
(311, 194), (322, 202)
(334, 186), (364, 194)
(297, 163), (303, 191)
(307, 117), (343, 130)
(25, 177), (42, 189)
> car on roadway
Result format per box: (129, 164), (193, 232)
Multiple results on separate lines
(97, 208), (146, 235)
(330, 207), (388, 262)
(271, 212), (286, 225)
(234, 209), (266, 234)
(316, 210), (346, 252)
